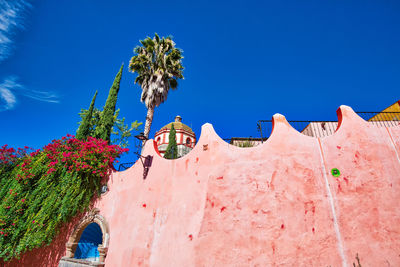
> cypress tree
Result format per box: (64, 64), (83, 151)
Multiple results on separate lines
(164, 123), (178, 159)
(76, 90), (98, 140)
(94, 64), (123, 142)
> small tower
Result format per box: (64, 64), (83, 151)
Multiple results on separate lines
(154, 116), (196, 157)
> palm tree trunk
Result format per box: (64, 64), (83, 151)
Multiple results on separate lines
(143, 106), (155, 146)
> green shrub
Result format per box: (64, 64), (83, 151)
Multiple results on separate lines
(0, 136), (127, 261)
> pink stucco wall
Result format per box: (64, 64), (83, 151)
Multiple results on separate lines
(4, 105), (400, 266)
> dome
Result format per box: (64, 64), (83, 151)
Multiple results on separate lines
(159, 115), (194, 135)
(154, 116), (196, 158)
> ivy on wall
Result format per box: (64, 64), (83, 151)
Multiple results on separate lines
(0, 135), (127, 261)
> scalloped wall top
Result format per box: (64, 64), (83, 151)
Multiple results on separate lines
(98, 104), (400, 266)
(335, 105), (369, 131)
(136, 105), (392, 164)
(12, 104), (400, 267)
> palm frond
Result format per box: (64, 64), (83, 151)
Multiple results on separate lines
(129, 34), (184, 109)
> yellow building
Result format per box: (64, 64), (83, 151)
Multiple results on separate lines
(369, 100), (400, 122)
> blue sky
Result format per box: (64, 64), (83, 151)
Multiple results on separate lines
(0, 0), (399, 161)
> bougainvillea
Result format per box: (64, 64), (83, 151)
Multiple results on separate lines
(0, 145), (30, 165)
(0, 135), (127, 261)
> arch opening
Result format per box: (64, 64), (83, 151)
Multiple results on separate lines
(74, 223), (102, 261)
(60, 209), (109, 266)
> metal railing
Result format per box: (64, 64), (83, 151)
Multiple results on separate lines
(357, 112), (400, 127)
(257, 112), (400, 140)
(117, 111), (400, 167)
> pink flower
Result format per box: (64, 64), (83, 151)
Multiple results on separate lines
(21, 199), (25, 203)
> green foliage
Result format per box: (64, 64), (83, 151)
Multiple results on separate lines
(78, 108), (102, 136)
(129, 34), (184, 106)
(94, 64), (123, 142)
(111, 117), (142, 148)
(76, 90), (98, 140)
(0, 136), (127, 261)
(78, 108), (141, 148)
(129, 33), (184, 139)
(236, 140), (255, 147)
(164, 124), (178, 159)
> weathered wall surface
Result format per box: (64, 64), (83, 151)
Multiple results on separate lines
(96, 105), (400, 266)
(5, 105), (400, 266)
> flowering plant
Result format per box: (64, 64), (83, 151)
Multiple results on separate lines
(0, 135), (128, 261)
(0, 145), (30, 165)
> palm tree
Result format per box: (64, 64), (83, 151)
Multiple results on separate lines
(129, 33), (184, 140)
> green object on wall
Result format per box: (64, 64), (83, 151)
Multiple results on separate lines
(331, 168), (341, 177)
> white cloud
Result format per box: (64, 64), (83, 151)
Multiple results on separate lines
(0, 76), (59, 111)
(23, 89), (60, 103)
(0, 2), (51, 111)
(0, 76), (19, 110)
(0, 85), (16, 110)
(0, 0), (31, 62)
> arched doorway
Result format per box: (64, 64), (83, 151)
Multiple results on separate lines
(74, 223), (103, 261)
(61, 209), (109, 265)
